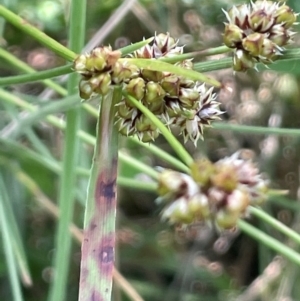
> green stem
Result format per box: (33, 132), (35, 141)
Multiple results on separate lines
(0, 64), (73, 86)
(124, 93), (193, 167)
(161, 45), (232, 63)
(78, 88), (120, 301)
(0, 5), (76, 61)
(0, 48), (67, 95)
(238, 219), (300, 265)
(249, 206), (300, 246)
(122, 58), (221, 88)
(117, 177), (157, 191)
(0, 175), (24, 301)
(119, 37), (154, 56)
(48, 0), (86, 301)
(119, 150), (159, 180)
(213, 122), (300, 137)
(130, 137), (190, 173)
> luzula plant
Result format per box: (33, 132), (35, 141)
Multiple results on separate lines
(74, 33), (223, 144)
(1, 1), (300, 301)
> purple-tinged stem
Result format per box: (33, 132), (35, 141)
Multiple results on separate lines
(78, 88), (121, 301)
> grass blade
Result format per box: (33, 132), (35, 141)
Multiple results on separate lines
(0, 174), (25, 301)
(0, 5), (76, 61)
(48, 0), (86, 300)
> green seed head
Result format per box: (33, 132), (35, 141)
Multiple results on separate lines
(135, 115), (157, 132)
(179, 87), (200, 109)
(126, 78), (146, 100)
(269, 25), (291, 47)
(275, 5), (297, 28)
(111, 61), (140, 84)
(144, 82), (166, 104)
(211, 165), (238, 192)
(242, 32), (264, 57)
(73, 54), (87, 73)
(215, 209), (240, 229)
(223, 23), (244, 48)
(139, 130), (160, 142)
(249, 7), (274, 32)
(233, 49), (256, 72)
(78, 79), (93, 100)
(116, 101), (136, 119)
(190, 158), (215, 186)
(141, 69), (164, 82)
(259, 38), (278, 61)
(161, 75), (181, 97)
(89, 73), (112, 95)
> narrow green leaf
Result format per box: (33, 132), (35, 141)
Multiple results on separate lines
(124, 93), (193, 167)
(0, 64), (73, 86)
(238, 219), (300, 266)
(0, 5), (76, 61)
(249, 206), (300, 246)
(119, 37), (154, 56)
(122, 58), (222, 87)
(0, 174), (25, 301)
(0, 47), (67, 95)
(48, 0), (86, 300)
(213, 122), (300, 137)
(7, 95), (80, 139)
(129, 137), (190, 173)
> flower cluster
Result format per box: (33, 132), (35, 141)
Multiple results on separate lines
(73, 46), (123, 99)
(157, 150), (268, 230)
(223, 1), (298, 71)
(73, 33), (222, 144)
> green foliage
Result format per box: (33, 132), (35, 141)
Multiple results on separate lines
(1, 1), (300, 301)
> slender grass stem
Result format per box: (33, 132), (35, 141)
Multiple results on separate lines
(0, 175), (24, 301)
(119, 150), (159, 180)
(0, 5), (76, 61)
(129, 137), (190, 173)
(213, 122), (300, 137)
(122, 58), (221, 88)
(0, 64), (73, 86)
(124, 93), (193, 167)
(249, 206), (300, 246)
(238, 219), (300, 265)
(48, 0), (86, 301)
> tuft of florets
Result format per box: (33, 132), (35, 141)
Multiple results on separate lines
(223, 1), (298, 71)
(158, 150), (268, 230)
(74, 33), (223, 145)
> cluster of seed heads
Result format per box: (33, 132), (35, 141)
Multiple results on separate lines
(157, 150), (268, 230)
(73, 33), (222, 144)
(223, 1), (298, 71)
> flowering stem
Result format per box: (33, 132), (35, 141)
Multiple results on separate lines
(213, 122), (300, 137)
(0, 64), (73, 86)
(0, 175), (24, 301)
(238, 219), (300, 265)
(78, 88), (120, 301)
(249, 206), (300, 246)
(0, 5), (77, 61)
(124, 93), (194, 167)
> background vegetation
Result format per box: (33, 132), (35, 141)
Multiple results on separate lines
(1, 0), (300, 300)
